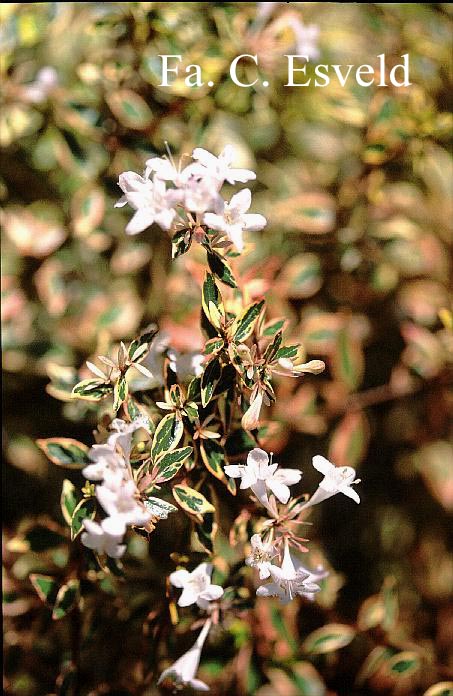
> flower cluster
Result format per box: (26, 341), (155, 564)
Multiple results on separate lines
(160, 448), (360, 689)
(81, 418), (153, 557)
(116, 145), (267, 252)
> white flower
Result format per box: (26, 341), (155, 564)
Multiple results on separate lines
(245, 534), (276, 579)
(82, 443), (125, 481)
(170, 562), (224, 610)
(203, 189), (266, 252)
(193, 145), (256, 186)
(107, 416), (150, 460)
(115, 173), (178, 234)
(302, 455), (361, 508)
(272, 358), (326, 378)
(81, 519), (126, 558)
(146, 156), (219, 213)
(182, 164), (220, 213)
(144, 156), (183, 184)
(96, 470), (151, 535)
(82, 418), (149, 481)
(157, 619), (211, 692)
(224, 448), (301, 507)
(256, 543), (321, 605)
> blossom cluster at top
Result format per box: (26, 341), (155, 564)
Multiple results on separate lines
(115, 145), (267, 252)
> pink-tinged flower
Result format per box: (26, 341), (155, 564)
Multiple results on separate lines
(256, 543), (322, 605)
(203, 188), (266, 252)
(96, 470), (151, 535)
(107, 417), (150, 460)
(241, 387), (266, 431)
(157, 620), (211, 691)
(81, 519), (126, 559)
(245, 534), (277, 579)
(170, 562), (224, 610)
(82, 444), (125, 481)
(224, 448), (301, 507)
(193, 145), (256, 186)
(302, 455), (361, 508)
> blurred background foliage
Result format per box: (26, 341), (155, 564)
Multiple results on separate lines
(1, 2), (452, 695)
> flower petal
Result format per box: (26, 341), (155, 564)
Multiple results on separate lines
(339, 485), (361, 503)
(312, 455), (335, 476)
(229, 188), (251, 216)
(266, 479), (290, 504)
(169, 569), (191, 588)
(189, 678), (210, 691)
(256, 582), (283, 599)
(198, 584), (224, 602)
(223, 465), (243, 478)
(242, 213), (267, 231)
(125, 209), (155, 235)
(178, 586), (199, 607)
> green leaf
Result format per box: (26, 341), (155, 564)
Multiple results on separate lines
(113, 375), (128, 412)
(153, 446), (193, 483)
(332, 328), (364, 391)
(52, 579), (80, 620)
(263, 331), (283, 363)
(169, 383), (182, 406)
(71, 379), (113, 401)
(144, 496), (178, 519)
(202, 273), (224, 329)
(200, 439), (227, 481)
(107, 89), (153, 129)
(128, 325), (158, 362)
(278, 253), (322, 299)
(172, 484), (215, 518)
(232, 300), (265, 343)
(151, 413), (184, 461)
(60, 480), (79, 527)
(388, 651), (420, 676)
(275, 345), (299, 360)
(194, 510), (217, 554)
(356, 646), (394, 686)
(36, 438), (90, 469)
(302, 623), (356, 655)
(201, 358), (222, 407)
(206, 248), (237, 288)
(30, 574), (60, 607)
(71, 498), (97, 541)
(204, 337), (225, 355)
(424, 684), (453, 696)
(187, 376), (201, 402)
(172, 228), (192, 258)
(262, 318), (287, 337)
